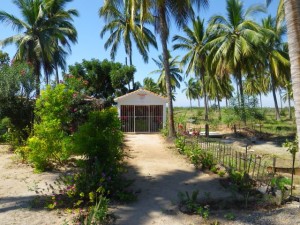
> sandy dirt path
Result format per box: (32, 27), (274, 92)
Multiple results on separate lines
(112, 134), (230, 225)
(0, 145), (71, 225)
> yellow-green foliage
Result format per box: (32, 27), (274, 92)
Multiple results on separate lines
(27, 84), (73, 171)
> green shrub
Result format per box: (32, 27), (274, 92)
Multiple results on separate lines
(201, 152), (215, 170)
(27, 85), (74, 171)
(70, 108), (125, 198)
(175, 136), (186, 153)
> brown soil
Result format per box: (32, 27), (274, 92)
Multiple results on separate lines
(0, 145), (72, 225)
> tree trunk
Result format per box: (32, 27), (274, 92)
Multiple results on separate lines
(218, 98), (221, 120)
(237, 69), (246, 125)
(158, 6), (176, 138)
(55, 63), (59, 84)
(198, 97), (200, 108)
(271, 76), (281, 120)
(284, 0), (300, 150)
(288, 93), (292, 120)
(34, 62), (40, 97)
(128, 48), (135, 91)
(260, 93), (263, 109)
(201, 74), (208, 121)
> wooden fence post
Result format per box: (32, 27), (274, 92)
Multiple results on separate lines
(257, 157), (262, 180)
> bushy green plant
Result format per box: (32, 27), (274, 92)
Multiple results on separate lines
(270, 176), (291, 203)
(177, 190), (209, 219)
(27, 84), (74, 171)
(70, 108), (125, 199)
(201, 152), (215, 170)
(175, 136), (186, 153)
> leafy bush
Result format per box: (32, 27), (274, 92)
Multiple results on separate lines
(201, 152), (215, 170)
(70, 108), (125, 199)
(175, 136), (186, 153)
(27, 84), (74, 171)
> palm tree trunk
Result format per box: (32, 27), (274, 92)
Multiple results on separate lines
(284, 0), (300, 150)
(237, 69), (246, 125)
(260, 93), (263, 109)
(33, 62), (40, 97)
(218, 98), (221, 120)
(128, 48), (135, 90)
(197, 97), (200, 108)
(201, 74), (208, 121)
(158, 6), (176, 138)
(271, 76), (281, 120)
(55, 63), (60, 84)
(288, 93), (292, 120)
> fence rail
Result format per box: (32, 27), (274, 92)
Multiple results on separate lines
(197, 139), (275, 184)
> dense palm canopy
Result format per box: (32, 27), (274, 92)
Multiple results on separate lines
(150, 55), (183, 97)
(173, 16), (210, 121)
(206, 0), (266, 123)
(113, 0), (209, 137)
(0, 0), (78, 95)
(260, 15), (290, 120)
(182, 77), (199, 108)
(99, 0), (157, 89)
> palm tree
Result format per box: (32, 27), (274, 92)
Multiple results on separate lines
(99, 0), (157, 89)
(207, 0), (266, 124)
(267, 0), (300, 150)
(150, 55), (183, 96)
(283, 0), (300, 150)
(120, 0), (209, 137)
(173, 16), (210, 122)
(0, 0), (77, 95)
(43, 0), (78, 84)
(143, 77), (160, 94)
(244, 72), (269, 109)
(182, 77), (198, 109)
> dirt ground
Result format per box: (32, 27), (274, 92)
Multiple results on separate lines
(112, 134), (300, 225)
(0, 135), (299, 225)
(0, 145), (72, 225)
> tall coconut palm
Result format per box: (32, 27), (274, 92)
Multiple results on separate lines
(119, 0), (209, 137)
(43, 0), (78, 84)
(267, 0), (300, 150)
(0, 0), (77, 95)
(207, 0), (266, 124)
(261, 15), (290, 120)
(150, 55), (183, 97)
(143, 77), (160, 93)
(100, 0), (157, 89)
(173, 16), (210, 122)
(182, 77), (198, 109)
(0, 0), (48, 96)
(283, 0), (300, 150)
(244, 72), (269, 109)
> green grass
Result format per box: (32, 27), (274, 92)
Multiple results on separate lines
(174, 106), (296, 137)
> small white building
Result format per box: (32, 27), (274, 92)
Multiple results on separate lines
(114, 89), (168, 133)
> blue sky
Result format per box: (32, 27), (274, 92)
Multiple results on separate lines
(0, 0), (282, 107)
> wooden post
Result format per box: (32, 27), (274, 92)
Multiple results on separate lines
(235, 151), (238, 170)
(252, 156), (257, 177)
(273, 157), (277, 174)
(238, 152), (241, 171)
(248, 155), (253, 173)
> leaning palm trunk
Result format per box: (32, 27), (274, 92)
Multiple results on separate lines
(284, 0), (300, 150)
(158, 6), (176, 138)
